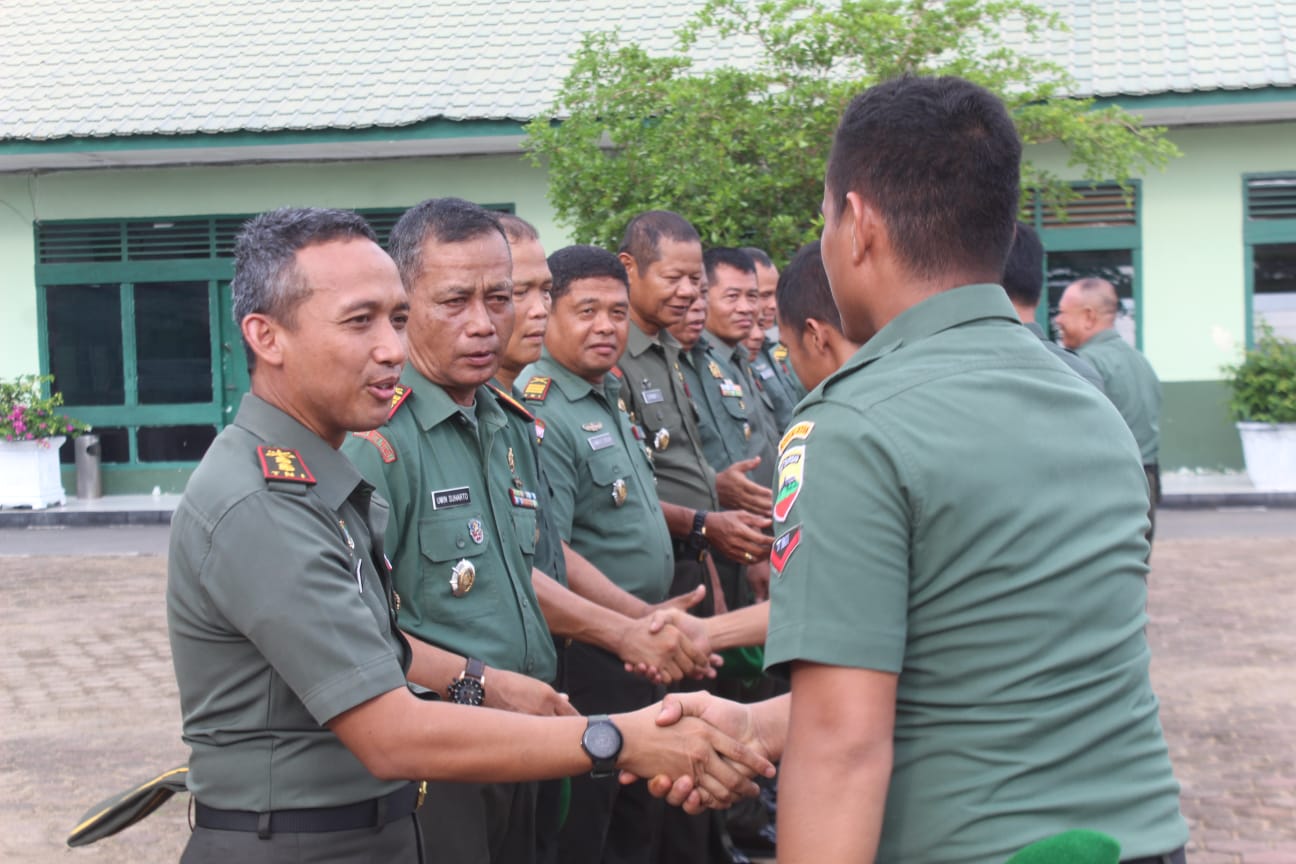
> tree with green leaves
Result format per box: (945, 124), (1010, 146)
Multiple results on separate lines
(525, 0), (1179, 261)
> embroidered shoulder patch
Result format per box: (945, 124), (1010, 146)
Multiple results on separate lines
(773, 444), (805, 522)
(770, 524), (802, 573)
(351, 430), (397, 463)
(257, 446), (316, 484)
(522, 376), (552, 402)
(388, 384), (412, 419)
(779, 420), (815, 453)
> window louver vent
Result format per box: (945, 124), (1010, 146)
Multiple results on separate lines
(38, 217), (249, 264)
(1247, 176), (1296, 221)
(1036, 184), (1136, 229)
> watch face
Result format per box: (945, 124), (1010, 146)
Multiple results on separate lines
(448, 677), (485, 706)
(584, 721), (621, 760)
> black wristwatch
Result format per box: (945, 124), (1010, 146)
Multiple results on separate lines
(447, 657), (486, 706)
(581, 714), (624, 778)
(685, 509), (709, 560)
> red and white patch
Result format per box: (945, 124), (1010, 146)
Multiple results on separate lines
(770, 524), (802, 573)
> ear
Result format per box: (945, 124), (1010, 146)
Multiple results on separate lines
(241, 313), (287, 369)
(850, 191), (884, 265)
(802, 318), (829, 355)
(617, 251), (639, 283)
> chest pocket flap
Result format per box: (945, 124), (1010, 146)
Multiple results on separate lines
(588, 453), (630, 490)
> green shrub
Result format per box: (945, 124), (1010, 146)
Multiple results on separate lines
(1223, 322), (1296, 424)
(0, 374), (92, 441)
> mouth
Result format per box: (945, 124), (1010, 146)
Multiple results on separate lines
(587, 342), (618, 356)
(461, 349), (498, 368)
(367, 376), (400, 401)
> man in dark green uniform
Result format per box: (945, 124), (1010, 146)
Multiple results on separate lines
(343, 199), (714, 864)
(168, 207), (774, 864)
(520, 244), (677, 864)
(1002, 223), (1106, 392)
(772, 241), (862, 392)
(741, 246), (805, 427)
(762, 76), (1187, 864)
(1055, 275), (1164, 544)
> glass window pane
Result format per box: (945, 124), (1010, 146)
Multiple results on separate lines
(58, 427), (130, 464)
(135, 282), (213, 404)
(1046, 250), (1137, 347)
(45, 283), (125, 405)
(1254, 243), (1296, 342)
(137, 425), (217, 462)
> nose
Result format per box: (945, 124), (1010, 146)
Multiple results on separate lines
(464, 295), (498, 337)
(376, 317), (406, 367)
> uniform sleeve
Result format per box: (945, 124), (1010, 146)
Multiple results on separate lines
(532, 411), (579, 543)
(199, 490), (408, 724)
(764, 407), (912, 676)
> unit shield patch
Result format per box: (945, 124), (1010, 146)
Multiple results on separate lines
(773, 444), (805, 522)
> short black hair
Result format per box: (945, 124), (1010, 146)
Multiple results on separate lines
(232, 207), (377, 366)
(1001, 222), (1044, 306)
(547, 244), (629, 301)
(617, 210), (701, 271)
(388, 197), (507, 288)
(825, 76), (1021, 281)
(775, 241), (841, 335)
(497, 212), (540, 244)
(740, 246), (774, 269)
(703, 247), (756, 285)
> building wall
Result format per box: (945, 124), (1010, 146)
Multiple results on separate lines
(3, 120), (1294, 486)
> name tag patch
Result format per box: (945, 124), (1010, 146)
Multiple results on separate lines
(642, 388), (664, 404)
(432, 487), (472, 509)
(587, 432), (615, 451)
(758, 366), (775, 380)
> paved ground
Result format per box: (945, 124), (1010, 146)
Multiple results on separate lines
(0, 511), (1292, 862)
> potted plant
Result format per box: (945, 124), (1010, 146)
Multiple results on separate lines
(0, 374), (92, 508)
(1224, 322), (1296, 492)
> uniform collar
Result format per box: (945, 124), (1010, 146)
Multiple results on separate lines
(702, 330), (744, 368)
(400, 366), (507, 434)
(1024, 321), (1048, 341)
(823, 283), (1019, 389)
(1085, 328), (1123, 347)
(233, 392), (368, 510)
(626, 320), (682, 358)
(533, 350), (624, 406)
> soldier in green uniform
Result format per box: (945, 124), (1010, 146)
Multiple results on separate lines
(168, 207), (774, 864)
(343, 199), (714, 864)
(761, 76), (1187, 863)
(1002, 223), (1106, 393)
(518, 244), (677, 864)
(740, 247), (805, 428)
(1054, 275), (1164, 544)
(772, 241), (862, 392)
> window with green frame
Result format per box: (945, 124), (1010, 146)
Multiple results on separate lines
(34, 203), (515, 475)
(1244, 174), (1296, 344)
(1022, 182), (1142, 348)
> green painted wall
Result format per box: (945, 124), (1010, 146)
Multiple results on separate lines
(0, 152), (560, 377)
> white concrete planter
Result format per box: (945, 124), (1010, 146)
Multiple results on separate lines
(0, 436), (67, 508)
(1236, 422), (1296, 492)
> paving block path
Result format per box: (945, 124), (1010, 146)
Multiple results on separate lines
(1, 532), (1293, 862)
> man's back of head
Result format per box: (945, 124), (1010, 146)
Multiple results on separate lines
(1002, 222), (1045, 323)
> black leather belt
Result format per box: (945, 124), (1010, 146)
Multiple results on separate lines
(194, 782), (421, 835)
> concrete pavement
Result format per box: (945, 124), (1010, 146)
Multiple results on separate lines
(0, 511), (1293, 862)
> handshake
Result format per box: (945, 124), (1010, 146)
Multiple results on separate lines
(612, 691), (788, 813)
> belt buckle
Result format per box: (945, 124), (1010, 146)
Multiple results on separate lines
(416, 781), (427, 809)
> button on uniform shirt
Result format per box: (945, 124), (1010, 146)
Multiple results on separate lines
(764, 284), (1186, 864)
(520, 351), (674, 603)
(168, 394), (411, 812)
(1077, 328), (1162, 464)
(342, 370), (557, 682)
(752, 337), (801, 432)
(1024, 321), (1106, 393)
(617, 321), (718, 513)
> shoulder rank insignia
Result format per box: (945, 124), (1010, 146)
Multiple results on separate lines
(351, 430), (397, 463)
(388, 384), (412, 419)
(522, 376), (552, 401)
(488, 383), (537, 422)
(257, 446), (316, 484)
(772, 344), (789, 362)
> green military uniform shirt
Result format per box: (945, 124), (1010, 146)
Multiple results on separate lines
(616, 321), (718, 513)
(342, 369), (557, 682)
(764, 284), (1186, 864)
(519, 351), (674, 603)
(706, 331), (778, 487)
(1024, 321), (1106, 393)
(751, 337), (801, 431)
(1077, 328), (1162, 464)
(494, 378), (567, 589)
(168, 394), (410, 811)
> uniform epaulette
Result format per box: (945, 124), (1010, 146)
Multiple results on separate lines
(387, 384), (412, 419)
(610, 365), (624, 379)
(351, 430), (397, 463)
(488, 383), (536, 422)
(522, 376), (552, 402)
(257, 446), (316, 484)
(771, 344), (789, 362)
